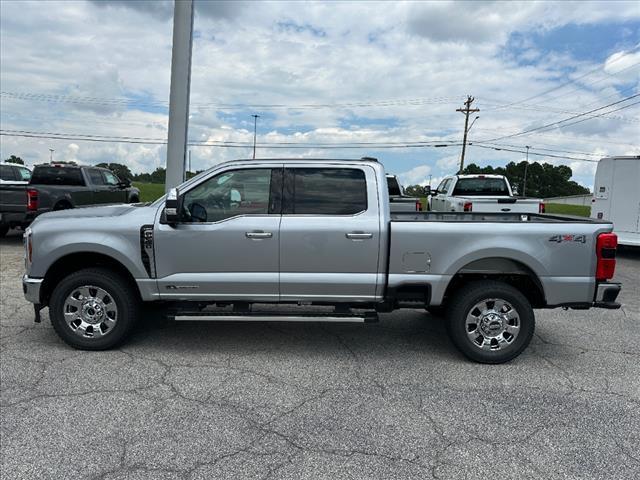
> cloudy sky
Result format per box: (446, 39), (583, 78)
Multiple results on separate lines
(1, 0), (638, 190)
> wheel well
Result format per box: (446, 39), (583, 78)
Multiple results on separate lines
(442, 258), (546, 308)
(40, 252), (140, 306)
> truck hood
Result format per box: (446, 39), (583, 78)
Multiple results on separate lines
(38, 203), (141, 220)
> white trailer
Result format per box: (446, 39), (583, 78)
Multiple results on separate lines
(591, 156), (640, 246)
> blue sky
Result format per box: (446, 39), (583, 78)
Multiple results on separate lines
(0, 0), (638, 190)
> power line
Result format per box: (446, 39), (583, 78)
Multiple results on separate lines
(477, 94), (640, 143)
(469, 143), (600, 163)
(0, 129), (465, 149)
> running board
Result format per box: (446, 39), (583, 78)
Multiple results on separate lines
(170, 311), (378, 323)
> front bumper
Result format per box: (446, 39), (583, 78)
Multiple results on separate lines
(593, 282), (622, 309)
(22, 275), (43, 304)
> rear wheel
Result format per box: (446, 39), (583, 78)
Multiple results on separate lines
(0, 225), (9, 238)
(53, 201), (72, 211)
(446, 281), (534, 364)
(49, 268), (139, 350)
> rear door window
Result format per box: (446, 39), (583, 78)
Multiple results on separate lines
(285, 168), (367, 215)
(88, 169), (106, 185)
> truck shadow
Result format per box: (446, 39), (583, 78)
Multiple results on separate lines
(132, 307), (459, 361)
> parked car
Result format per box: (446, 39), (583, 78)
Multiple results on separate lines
(430, 174), (545, 213)
(0, 162), (32, 236)
(386, 174), (424, 212)
(23, 158), (621, 363)
(25, 164), (140, 223)
(591, 156), (640, 246)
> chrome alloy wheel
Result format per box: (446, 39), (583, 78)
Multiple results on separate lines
(63, 285), (118, 338)
(465, 298), (520, 351)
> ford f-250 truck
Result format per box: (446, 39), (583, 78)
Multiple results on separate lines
(22, 158), (621, 363)
(430, 174), (545, 214)
(25, 164), (140, 223)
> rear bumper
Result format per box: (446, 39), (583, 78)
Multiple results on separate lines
(22, 275), (43, 304)
(593, 282), (622, 309)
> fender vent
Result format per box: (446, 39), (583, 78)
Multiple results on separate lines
(140, 225), (156, 278)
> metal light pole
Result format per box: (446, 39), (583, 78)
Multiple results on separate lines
(523, 145), (530, 197)
(49, 148), (54, 163)
(252, 114), (260, 159)
(165, 0), (194, 192)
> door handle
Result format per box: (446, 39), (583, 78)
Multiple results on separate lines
(346, 232), (373, 240)
(245, 231), (273, 239)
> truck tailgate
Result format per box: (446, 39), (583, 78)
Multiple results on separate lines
(463, 196), (541, 213)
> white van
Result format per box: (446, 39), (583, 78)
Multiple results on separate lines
(591, 156), (640, 246)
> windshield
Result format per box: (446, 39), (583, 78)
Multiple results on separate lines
(453, 177), (510, 196)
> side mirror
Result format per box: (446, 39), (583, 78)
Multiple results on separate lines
(119, 177), (132, 188)
(424, 186), (432, 196)
(165, 188), (180, 224)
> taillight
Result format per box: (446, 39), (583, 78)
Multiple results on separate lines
(539, 202), (546, 213)
(415, 200), (422, 211)
(596, 232), (617, 281)
(463, 202), (472, 212)
(27, 189), (38, 211)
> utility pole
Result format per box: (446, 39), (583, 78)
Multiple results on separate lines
(456, 96), (480, 173)
(523, 145), (530, 197)
(49, 148), (54, 163)
(165, 0), (194, 192)
(252, 114), (260, 159)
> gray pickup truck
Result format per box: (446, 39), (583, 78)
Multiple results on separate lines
(22, 158), (621, 363)
(0, 162), (32, 236)
(25, 164), (140, 222)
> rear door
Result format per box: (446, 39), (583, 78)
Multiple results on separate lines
(279, 165), (381, 302)
(87, 168), (110, 204)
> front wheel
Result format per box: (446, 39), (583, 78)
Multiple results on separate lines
(49, 268), (139, 350)
(446, 281), (534, 364)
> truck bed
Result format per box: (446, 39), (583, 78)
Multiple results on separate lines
(391, 211), (607, 223)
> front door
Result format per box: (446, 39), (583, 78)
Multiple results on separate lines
(279, 165), (381, 302)
(154, 166), (283, 301)
(101, 170), (127, 203)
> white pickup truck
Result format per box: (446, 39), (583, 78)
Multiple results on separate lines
(430, 174), (545, 214)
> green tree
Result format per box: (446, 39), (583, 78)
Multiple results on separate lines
(462, 161), (589, 198)
(4, 155), (24, 165)
(405, 185), (431, 196)
(96, 162), (133, 181)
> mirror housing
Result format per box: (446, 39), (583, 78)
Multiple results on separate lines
(119, 177), (132, 188)
(165, 188), (180, 224)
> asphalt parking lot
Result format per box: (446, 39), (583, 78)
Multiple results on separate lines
(1, 229), (639, 480)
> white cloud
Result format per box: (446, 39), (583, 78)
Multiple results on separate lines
(1, 0), (639, 188)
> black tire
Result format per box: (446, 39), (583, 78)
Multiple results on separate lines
(446, 281), (534, 364)
(49, 268), (139, 350)
(53, 201), (72, 211)
(426, 305), (446, 317)
(129, 196), (140, 204)
(0, 225), (9, 238)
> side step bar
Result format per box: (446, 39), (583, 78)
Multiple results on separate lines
(170, 311), (379, 323)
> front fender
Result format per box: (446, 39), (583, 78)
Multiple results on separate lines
(30, 232), (146, 280)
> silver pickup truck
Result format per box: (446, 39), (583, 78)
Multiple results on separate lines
(22, 158), (622, 363)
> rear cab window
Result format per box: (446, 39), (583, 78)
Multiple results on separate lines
(453, 177), (509, 196)
(30, 166), (85, 186)
(285, 168), (367, 215)
(0, 165), (17, 181)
